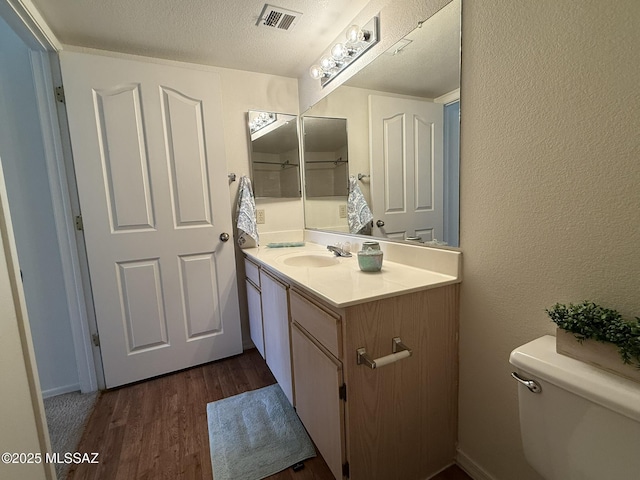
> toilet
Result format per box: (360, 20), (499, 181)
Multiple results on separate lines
(509, 335), (640, 480)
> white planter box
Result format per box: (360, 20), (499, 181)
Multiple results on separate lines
(556, 328), (640, 384)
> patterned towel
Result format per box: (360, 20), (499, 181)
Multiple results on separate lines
(347, 175), (373, 234)
(236, 176), (259, 248)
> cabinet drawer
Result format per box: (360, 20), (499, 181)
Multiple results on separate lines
(244, 258), (260, 287)
(290, 290), (341, 358)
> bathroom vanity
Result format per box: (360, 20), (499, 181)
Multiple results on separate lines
(243, 238), (461, 480)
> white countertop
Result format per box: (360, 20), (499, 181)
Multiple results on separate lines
(242, 242), (461, 308)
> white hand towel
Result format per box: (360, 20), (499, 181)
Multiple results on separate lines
(347, 175), (373, 234)
(236, 176), (259, 248)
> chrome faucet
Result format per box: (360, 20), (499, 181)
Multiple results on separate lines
(327, 244), (352, 257)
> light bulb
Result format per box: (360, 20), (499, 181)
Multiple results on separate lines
(331, 43), (347, 61)
(346, 25), (363, 43)
(320, 55), (335, 70)
(309, 64), (323, 80)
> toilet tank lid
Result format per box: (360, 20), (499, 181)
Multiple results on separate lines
(510, 335), (640, 423)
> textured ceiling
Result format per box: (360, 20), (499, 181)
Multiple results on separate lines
(29, 0), (372, 78)
(345, 0), (460, 98)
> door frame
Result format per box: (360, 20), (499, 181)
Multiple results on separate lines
(30, 51), (101, 392)
(0, 0), (101, 391)
(434, 88), (460, 248)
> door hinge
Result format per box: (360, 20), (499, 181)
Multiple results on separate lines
(92, 333), (100, 347)
(55, 85), (65, 104)
(342, 462), (350, 478)
(75, 215), (83, 231)
(339, 383), (347, 401)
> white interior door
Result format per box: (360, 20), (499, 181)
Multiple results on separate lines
(369, 95), (444, 242)
(60, 51), (242, 388)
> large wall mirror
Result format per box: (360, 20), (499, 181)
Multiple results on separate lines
(302, 0), (461, 247)
(247, 111), (301, 198)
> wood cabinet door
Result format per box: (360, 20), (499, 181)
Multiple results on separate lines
(292, 322), (345, 480)
(246, 279), (264, 358)
(344, 287), (458, 479)
(261, 270), (293, 404)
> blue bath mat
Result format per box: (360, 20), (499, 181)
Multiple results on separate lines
(207, 384), (316, 480)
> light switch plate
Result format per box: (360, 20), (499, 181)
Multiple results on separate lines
(256, 209), (266, 224)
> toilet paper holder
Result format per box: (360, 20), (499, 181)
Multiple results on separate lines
(357, 337), (412, 369)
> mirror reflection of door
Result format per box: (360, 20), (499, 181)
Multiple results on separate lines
(247, 111), (301, 198)
(302, 117), (350, 232)
(369, 95), (444, 242)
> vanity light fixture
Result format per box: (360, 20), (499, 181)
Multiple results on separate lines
(249, 111), (277, 133)
(309, 16), (378, 87)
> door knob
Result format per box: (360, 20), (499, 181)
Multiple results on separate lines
(376, 220), (385, 227)
(219, 232), (230, 242)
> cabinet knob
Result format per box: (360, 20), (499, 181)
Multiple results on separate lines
(376, 220), (385, 227)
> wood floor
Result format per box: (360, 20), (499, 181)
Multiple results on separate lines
(69, 349), (471, 480)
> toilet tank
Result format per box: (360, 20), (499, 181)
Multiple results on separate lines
(510, 335), (640, 480)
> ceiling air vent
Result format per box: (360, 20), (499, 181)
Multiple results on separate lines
(257, 4), (302, 31)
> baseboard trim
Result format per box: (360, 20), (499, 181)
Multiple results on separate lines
(242, 339), (256, 351)
(41, 383), (80, 399)
(456, 448), (497, 480)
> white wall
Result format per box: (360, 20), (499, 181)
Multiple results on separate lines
(0, 154), (54, 480)
(304, 197), (348, 232)
(458, 1), (640, 479)
(214, 67), (301, 347)
(218, 68), (301, 237)
(0, 16), (79, 397)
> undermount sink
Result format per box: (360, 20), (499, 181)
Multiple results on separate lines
(280, 254), (340, 268)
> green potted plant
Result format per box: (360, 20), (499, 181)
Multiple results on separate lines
(546, 301), (640, 383)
